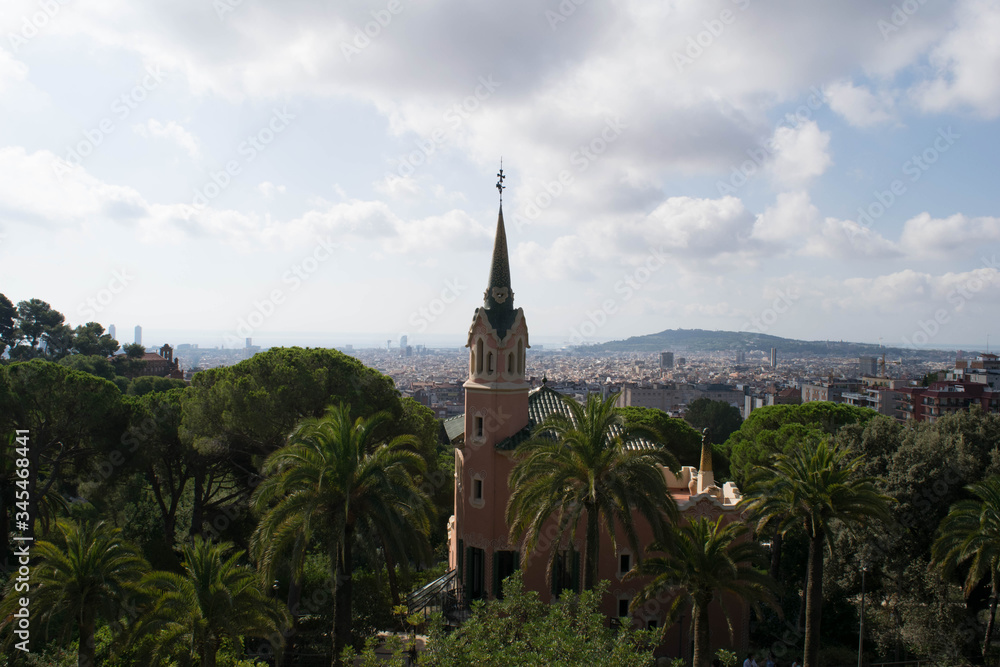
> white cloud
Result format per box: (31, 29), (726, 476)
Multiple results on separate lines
(17, 0), (947, 210)
(257, 181), (286, 200)
(766, 121), (832, 189)
(836, 266), (1000, 313)
(374, 174), (422, 200)
(517, 236), (600, 282)
(4, 0), (999, 343)
(384, 209), (491, 255)
(752, 191), (819, 244)
(911, 0), (1000, 117)
(0, 49), (28, 92)
(0, 146), (145, 226)
(899, 212), (1000, 258)
(805, 218), (900, 259)
(0, 147), (485, 255)
(621, 195), (756, 258)
(746, 190), (901, 259)
(824, 80), (896, 127)
(132, 119), (201, 159)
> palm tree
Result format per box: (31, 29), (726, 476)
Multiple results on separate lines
(506, 392), (680, 592)
(0, 520), (147, 667)
(131, 537), (289, 667)
(251, 403), (433, 663)
(932, 476), (1000, 659)
(625, 516), (778, 667)
(741, 438), (892, 667)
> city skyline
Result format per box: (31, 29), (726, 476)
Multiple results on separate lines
(2, 1), (999, 350)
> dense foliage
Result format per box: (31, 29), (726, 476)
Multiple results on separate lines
(3, 321), (1000, 665)
(684, 398), (743, 446)
(0, 346), (445, 666)
(419, 573), (657, 667)
(724, 402), (877, 484)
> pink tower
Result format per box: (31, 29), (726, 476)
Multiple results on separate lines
(450, 196), (531, 601)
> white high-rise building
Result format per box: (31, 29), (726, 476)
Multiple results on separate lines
(135, 325), (142, 346)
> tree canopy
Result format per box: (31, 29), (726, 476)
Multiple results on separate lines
(419, 573), (656, 667)
(684, 397), (743, 444)
(725, 402), (878, 484)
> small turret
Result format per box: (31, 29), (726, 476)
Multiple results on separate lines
(696, 427), (717, 495)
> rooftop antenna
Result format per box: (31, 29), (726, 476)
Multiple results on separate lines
(496, 158), (506, 204)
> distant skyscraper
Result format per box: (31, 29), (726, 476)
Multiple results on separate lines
(736, 349), (746, 364)
(859, 355), (878, 376)
(108, 324), (116, 340)
(246, 337), (253, 348)
(134, 325), (142, 346)
(400, 335), (408, 349)
(770, 347), (777, 368)
(659, 351), (674, 369)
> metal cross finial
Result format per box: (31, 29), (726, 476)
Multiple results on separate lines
(496, 158), (505, 203)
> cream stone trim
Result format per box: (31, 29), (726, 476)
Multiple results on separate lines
(464, 380), (529, 392)
(470, 472), (485, 509)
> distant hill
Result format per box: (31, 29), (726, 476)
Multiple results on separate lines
(582, 328), (950, 359)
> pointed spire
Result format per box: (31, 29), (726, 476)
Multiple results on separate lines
(699, 428), (713, 473)
(696, 427), (716, 495)
(485, 206), (512, 308)
(481, 163), (517, 339)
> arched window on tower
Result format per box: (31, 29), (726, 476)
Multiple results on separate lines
(507, 352), (513, 374)
(518, 339), (525, 376)
(476, 339), (484, 375)
(487, 352), (494, 375)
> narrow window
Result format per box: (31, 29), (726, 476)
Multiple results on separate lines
(476, 339), (484, 374)
(618, 598), (630, 617)
(473, 478), (483, 500)
(619, 553), (631, 575)
(507, 353), (513, 374)
(487, 352), (494, 375)
(493, 550), (519, 599)
(467, 547), (486, 601)
(475, 416), (483, 438)
(552, 551), (580, 596)
(518, 340), (525, 375)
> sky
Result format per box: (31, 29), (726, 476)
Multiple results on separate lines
(1, 0), (999, 351)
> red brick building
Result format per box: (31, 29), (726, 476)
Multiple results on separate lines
(897, 380), (1000, 423)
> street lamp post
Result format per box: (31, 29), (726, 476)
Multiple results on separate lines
(858, 563), (867, 667)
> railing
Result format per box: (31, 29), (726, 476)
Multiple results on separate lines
(406, 569), (469, 626)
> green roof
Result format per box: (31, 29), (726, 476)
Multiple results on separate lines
(443, 414), (465, 443)
(495, 385), (658, 452)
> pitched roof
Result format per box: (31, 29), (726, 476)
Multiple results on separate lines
(481, 206), (518, 339)
(495, 385), (659, 452)
(443, 414), (465, 442)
